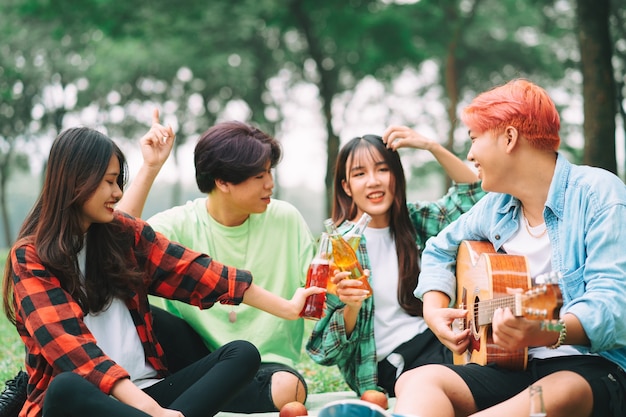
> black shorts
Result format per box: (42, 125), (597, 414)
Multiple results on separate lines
(444, 355), (626, 417)
(237, 362), (308, 412)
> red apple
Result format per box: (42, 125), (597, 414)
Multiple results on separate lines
(360, 389), (389, 410)
(279, 401), (308, 417)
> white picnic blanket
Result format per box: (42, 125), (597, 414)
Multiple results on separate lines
(215, 391), (397, 416)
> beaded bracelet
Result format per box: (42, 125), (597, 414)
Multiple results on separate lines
(548, 319), (567, 349)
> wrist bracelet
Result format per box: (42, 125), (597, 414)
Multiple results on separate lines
(548, 319), (566, 349)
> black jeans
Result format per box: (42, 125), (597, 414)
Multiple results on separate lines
(151, 306), (306, 413)
(42, 340), (260, 417)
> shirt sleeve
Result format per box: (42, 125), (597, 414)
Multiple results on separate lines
(408, 181), (486, 245)
(124, 213), (253, 307)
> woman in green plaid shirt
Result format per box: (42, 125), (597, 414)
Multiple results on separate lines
(306, 127), (486, 396)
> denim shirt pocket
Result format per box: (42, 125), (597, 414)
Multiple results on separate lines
(559, 264), (585, 303)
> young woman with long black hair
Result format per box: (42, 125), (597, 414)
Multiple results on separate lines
(2, 120), (321, 417)
(306, 129), (486, 396)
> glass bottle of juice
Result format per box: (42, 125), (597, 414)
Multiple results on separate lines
(300, 233), (331, 320)
(323, 218), (373, 298)
(344, 212), (372, 251)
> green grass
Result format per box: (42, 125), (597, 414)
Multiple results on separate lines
(1, 248), (25, 389)
(0, 313), (23, 387)
(0, 246), (349, 393)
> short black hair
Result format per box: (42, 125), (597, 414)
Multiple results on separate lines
(194, 121), (282, 193)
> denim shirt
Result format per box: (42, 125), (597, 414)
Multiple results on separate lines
(415, 153), (626, 370)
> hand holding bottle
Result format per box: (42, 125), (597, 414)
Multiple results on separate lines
(301, 233), (332, 320)
(324, 216), (373, 298)
(331, 268), (371, 309)
(242, 283), (325, 320)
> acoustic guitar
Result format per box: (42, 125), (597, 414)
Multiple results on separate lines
(454, 240), (563, 370)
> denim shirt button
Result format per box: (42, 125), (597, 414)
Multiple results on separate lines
(495, 234), (501, 240)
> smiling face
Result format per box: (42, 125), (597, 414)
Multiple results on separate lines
(220, 160), (274, 218)
(80, 155), (123, 231)
(341, 146), (395, 228)
(467, 128), (511, 193)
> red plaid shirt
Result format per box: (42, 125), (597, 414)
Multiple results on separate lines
(9, 211), (252, 417)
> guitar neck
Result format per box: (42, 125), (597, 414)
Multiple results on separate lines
(476, 295), (520, 326)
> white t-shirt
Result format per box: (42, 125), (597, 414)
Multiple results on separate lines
(84, 299), (160, 388)
(365, 227), (428, 362)
(79, 246), (160, 389)
(502, 215), (580, 359)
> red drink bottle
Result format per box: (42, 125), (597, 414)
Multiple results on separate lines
(300, 233), (331, 320)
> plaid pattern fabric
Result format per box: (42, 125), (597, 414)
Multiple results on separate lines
(306, 182), (486, 394)
(9, 211), (252, 417)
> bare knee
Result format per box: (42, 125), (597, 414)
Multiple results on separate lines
(396, 364), (447, 396)
(538, 372), (593, 417)
(270, 371), (307, 410)
(395, 365), (475, 417)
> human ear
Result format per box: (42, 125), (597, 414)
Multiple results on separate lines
(504, 126), (519, 152)
(215, 178), (230, 192)
(341, 179), (352, 197)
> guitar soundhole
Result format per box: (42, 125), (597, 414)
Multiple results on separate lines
(467, 295), (482, 355)
(471, 295), (480, 334)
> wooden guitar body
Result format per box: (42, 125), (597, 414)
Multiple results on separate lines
(454, 240), (562, 371)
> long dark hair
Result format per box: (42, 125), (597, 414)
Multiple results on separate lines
(332, 135), (422, 316)
(3, 127), (144, 324)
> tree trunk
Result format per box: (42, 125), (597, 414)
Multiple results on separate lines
(442, 0), (483, 191)
(290, 0), (339, 218)
(444, 33), (460, 192)
(577, 0), (616, 173)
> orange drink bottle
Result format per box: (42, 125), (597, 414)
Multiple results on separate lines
(300, 233), (331, 320)
(345, 212), (372, 251)
(323, 218), (373, 298)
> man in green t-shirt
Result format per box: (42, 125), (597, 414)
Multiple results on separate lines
(118, 118), (316, 413)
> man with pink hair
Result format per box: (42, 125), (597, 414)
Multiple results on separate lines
(393, 79), (626, 417)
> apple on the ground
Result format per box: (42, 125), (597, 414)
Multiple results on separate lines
(360, 389), (389, 410)
(279, 401), (308, 417)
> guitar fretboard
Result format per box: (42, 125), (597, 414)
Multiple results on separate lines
(476, 295), (519, 326)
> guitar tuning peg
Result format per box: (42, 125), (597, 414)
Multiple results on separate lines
(533, 271), (563, 285)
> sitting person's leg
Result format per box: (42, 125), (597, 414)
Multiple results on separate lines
(151, 305), (209, 372)
(394, 364), (480, 417)
(151, 306), (307, 413)
(145, 340), (260, 417)
(466, 356), (623, 417)
(221, 363), (308, 413)
(43, 372), (151, 417)
(270, 368), (308, 410)
(395, 356), (626, 417)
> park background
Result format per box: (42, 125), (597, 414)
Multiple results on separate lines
(1, 0), (625, 392)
